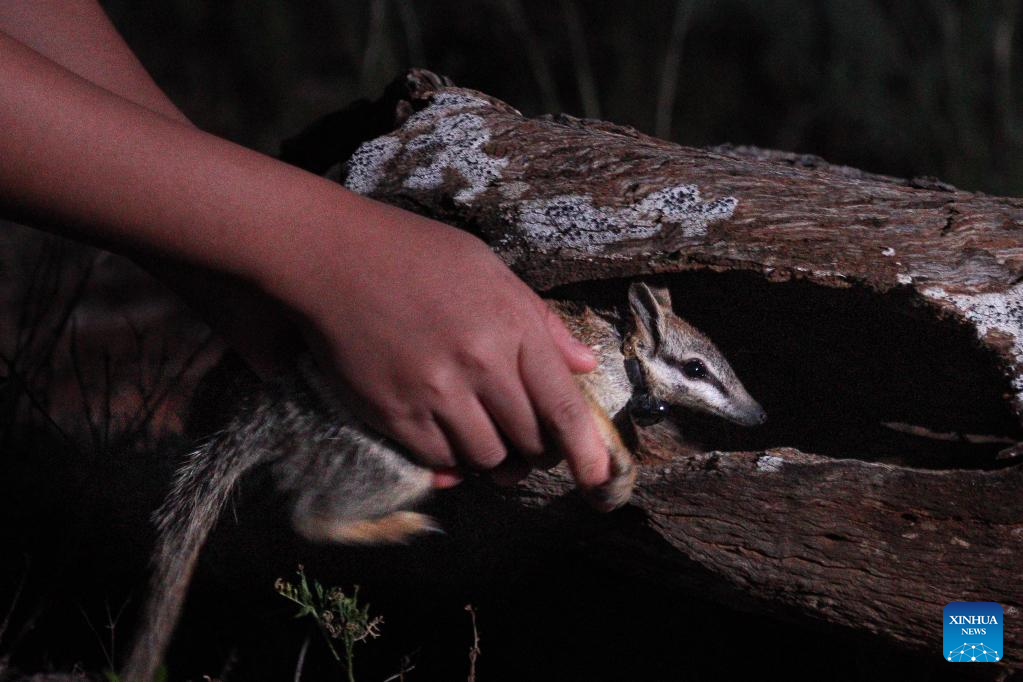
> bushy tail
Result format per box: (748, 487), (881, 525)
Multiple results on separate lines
(121, 424), (268, 682)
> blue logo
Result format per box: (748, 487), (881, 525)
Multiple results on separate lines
(944, 602), (1003, 662)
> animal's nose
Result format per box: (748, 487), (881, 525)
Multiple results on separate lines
(735, 402), (767, 427)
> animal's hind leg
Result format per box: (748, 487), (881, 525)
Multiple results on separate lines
(280, 425), (437, 545)
(293, 510), (439, 544)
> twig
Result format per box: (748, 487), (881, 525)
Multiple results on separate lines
(293, 634), (310, 682)
(361, 0), (390, 91)
(78, 603), (114, 672)
(102, 351), (113, 453)
(12, 238), (58, 363)
(11, 240), (50, 364)
(992, 0), (1019, 148)
(120, 331), (215, 450)
(393, 0), (426, 67)
(0, 555), (29, 648)
(68, 315), (103, 455)
(464, 604), (480, 682)
(382, 655), (416, 682)
(3, 240), (80, 448)
(937, 0), (968, 159)
(0, 350), (75, 450)
(26, 253), (95, 391)
(654, 0), (695, 140)
(217, 647), (238, 681)
(103, 596), (131, 672)
(559, 0), (601, 118)
(497, 0), (561, 112)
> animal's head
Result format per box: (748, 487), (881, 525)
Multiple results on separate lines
(626, 282), (766, 427)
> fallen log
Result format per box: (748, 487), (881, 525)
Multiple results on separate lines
(280, 69), (1023, 668)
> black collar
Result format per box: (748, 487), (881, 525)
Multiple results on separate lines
(624, 356), (645, 391)
(623, 356), (669, 426)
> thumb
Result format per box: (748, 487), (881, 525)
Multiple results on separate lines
(543, 304), (598, 373)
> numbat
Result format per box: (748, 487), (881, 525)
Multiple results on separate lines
(123, 282), (765, 680)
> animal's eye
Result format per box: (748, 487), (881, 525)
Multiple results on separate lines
(682, 360), (707, 379)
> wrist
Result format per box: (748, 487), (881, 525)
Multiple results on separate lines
(235, 185), (383, 319)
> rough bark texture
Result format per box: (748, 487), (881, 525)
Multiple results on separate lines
(281, 70), (1023, 669)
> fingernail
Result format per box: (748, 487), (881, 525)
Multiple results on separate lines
(432, 469), (464, 489)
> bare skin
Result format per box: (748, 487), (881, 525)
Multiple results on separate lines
(0, 3), (612, 491)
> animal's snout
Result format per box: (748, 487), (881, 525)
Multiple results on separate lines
(735, 402), (767, 427)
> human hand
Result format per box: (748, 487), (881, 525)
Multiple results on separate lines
(262, 197), (612, 491)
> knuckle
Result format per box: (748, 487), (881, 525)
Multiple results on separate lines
(419, 370), (455, 402)
(467, 442), (507, 470)
(366, 400), (413, 429)
(417, 442), (458, 469)
(544, 395), (589, 438)
(364, 405), (458, 468)
(453, 342), (498, 374)
(541, 301), (569, 333)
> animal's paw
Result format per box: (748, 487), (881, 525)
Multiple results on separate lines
(583, 443), (636, 512)
(293, 511), (441, 545)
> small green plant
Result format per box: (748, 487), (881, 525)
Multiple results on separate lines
(275, 565), (383, 682)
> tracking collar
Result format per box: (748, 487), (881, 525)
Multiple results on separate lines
(623, 354), (669, 427)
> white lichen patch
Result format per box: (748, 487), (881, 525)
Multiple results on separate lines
(511, 184), (737, 250)
(756, 455), (784, 472)
(403, 112), (508, 203)
(896, 273), (913, 285)
(344, 135), (401, 195)
(881, 247), (896, 257)
(345, 90), (737, 254)
(344, 91), (509, 204)
(400, 92), (508, 204)
(922, 282), (1023, 395)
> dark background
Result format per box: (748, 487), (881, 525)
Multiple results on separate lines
(104, 0), (1023, 195)
(1, 1), (1020, 680)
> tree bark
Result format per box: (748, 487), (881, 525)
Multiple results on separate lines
(282, 70), (1023, 669)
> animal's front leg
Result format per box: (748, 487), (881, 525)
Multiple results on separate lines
(580, 394), (637, 512)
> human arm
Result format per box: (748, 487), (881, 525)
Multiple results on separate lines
(0, 0), (189, 123)
(0, 1), (309, 373)
(0, 27), (613, 488)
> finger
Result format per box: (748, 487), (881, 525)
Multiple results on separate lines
(477, 375), (545, 460)
(298, 338), (461, 467)
(519, 337), (610, 490)
(432, 467), (464, 489)
(372, 411), (459, 470)
(433, 396), (508, 471)
(489, 456), (532, 487)
(541, 303), (597, 374)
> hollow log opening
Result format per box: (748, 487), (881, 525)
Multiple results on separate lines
(553, 271), (1023, 469)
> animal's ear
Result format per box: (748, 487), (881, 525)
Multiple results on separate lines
(628, 282), (671, 348)
(648, 284), (672, 310)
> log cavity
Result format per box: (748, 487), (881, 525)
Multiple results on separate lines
(552, 272), (1023, 470)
